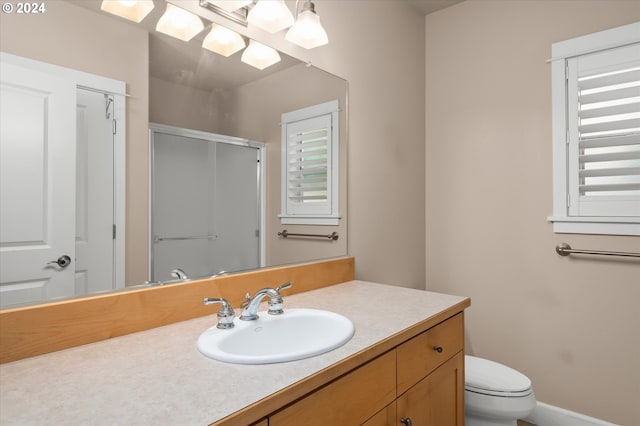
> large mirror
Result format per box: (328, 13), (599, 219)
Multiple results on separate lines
(0, 0), (347, 308)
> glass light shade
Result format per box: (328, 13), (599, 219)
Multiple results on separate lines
(202, 24), (246, 57)
(285, 7), (328, 49)
(100, 0), (154, 23)
(155, 3), (205, 42)
(247, 0), (294, 34)
(207, 0), (252, 13)
(241, 40), (281, 70)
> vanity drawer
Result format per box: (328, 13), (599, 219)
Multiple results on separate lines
(396, 313), (464, 395)
(269, 350), (396, 426)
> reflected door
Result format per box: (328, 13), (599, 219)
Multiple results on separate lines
(151, 128), (261, 281)
(0, 61), (76, 307)
(213, 142), (260, 274)
(75, 89), (115, 295)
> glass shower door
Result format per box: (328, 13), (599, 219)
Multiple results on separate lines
(151, 128), (261, 282)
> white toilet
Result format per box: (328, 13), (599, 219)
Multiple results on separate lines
(465, 355), (536, 426)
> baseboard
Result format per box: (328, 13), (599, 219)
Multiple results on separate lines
(524, 402), (619, 426)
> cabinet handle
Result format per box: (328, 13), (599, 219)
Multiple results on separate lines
(400, 418), (412, 426)
(433, 345), (443, 353)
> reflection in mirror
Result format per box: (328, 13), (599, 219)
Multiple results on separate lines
(0, 0), (347, 309)
(149, 124), (265, 282)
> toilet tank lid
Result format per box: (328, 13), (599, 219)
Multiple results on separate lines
(465, 355), (532, 393)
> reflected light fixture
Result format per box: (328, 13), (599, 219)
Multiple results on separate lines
(285, 1), (328, 49)
(202, 23), (246, 57)
(156, 3), (205, 42)
(100, 0), (154, 23)
(247, 0), (294, 34)
(206, 0), (252, 13)
(241, 40), (281, 70)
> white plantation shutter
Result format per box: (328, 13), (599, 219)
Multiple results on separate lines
(567, 44), (640, 217)
(286, 115), (331, 212)
(550, 23), (640, 235)
(280, 100), (339, 225)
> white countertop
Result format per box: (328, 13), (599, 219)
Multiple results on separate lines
(0, 281), (468, 425)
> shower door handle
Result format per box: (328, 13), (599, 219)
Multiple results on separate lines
(48, 255), (71, 268)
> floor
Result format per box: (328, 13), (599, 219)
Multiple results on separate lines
(518, 421), (536, 426)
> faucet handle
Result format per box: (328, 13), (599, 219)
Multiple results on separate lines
(268, 282), (293, 315)
(275, 281), (292, 294)
(203, 297), (235, 329)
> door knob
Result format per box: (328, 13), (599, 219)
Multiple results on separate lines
(400, 418), (412, 426)
(48, 255), (71, 268)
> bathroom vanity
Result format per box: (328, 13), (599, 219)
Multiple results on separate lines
(0, 278), (469, 425)
(268, 310), (465, 426)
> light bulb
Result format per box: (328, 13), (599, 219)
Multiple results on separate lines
(247, 0), (294, 34)
(156, 4), (204, 42)
(100, 0), (154, 23)
(241, 40), (281, 70)
(285, 2), (328, 49)
(202, 24), (246, 57)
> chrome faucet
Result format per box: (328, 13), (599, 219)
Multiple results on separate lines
(240, 282), (292, 321)
(170, 268), (188, 280)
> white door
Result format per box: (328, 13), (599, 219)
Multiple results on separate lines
(75, 89), (115, 294)
(0, 61), (76, 307)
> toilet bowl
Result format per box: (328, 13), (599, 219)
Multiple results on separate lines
(465, 355), (536, 426)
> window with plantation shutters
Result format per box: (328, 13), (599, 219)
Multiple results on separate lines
(549, 23), (640, 236)
(280, 100), (339, 225)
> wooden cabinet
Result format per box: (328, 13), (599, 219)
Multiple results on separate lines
(266, 313), (465, 426)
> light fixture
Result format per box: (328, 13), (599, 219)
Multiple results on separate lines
(202, 23), (246, 57)
(285, 1), (328, 49)
(156, 3), (205, 42)
(241, 40), (281, 70)
(206, 0), (252, 13)
(247, 0), (294, 34)
(100, 0), (154, 23)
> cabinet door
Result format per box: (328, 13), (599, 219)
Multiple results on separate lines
(270, 351), (396, 426)
(396, 352), (464, 426)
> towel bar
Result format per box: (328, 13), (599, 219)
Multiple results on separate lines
(278, 230), (339, 240)
(555, 243), (640, 258)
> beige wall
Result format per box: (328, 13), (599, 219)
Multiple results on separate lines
(150, 76), (227, 133)
(306, 1), (427, 288)
(0, 1), (150, 286)
(425, 1), (640, 424)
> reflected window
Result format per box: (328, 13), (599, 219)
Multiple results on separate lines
(280, 100), (340, 225)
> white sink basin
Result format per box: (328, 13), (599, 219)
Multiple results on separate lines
(197, 308), (355, 364)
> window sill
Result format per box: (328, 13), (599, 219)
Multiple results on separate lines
(279, 215), (341, 226)
(547, 216), (640, 236)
